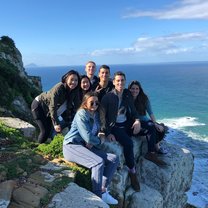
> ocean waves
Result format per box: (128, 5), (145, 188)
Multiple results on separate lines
(160, 116), (208, 208)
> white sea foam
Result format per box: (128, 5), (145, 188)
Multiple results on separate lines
(160, 116), (205, 129)
(159, 116), (208, 208)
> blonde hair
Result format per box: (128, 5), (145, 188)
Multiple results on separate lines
(85, 60), (96, 66)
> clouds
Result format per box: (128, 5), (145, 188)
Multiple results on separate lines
(91, 32), (208, 57)
(123, 0), (208, 20)
(90, 0), (208, 60)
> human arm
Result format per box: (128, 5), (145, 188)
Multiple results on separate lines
(48, 83), (66, 129)
(131, 119), (141, 135)
(100, 93), (113, 136)
(147, 100), (164, 132)
(76, 109), (101, 146)
(125, 89), (141, 134)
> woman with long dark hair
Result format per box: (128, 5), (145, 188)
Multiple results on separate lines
(128, 80), (167, 166)
(79, 75), (92, 100)
(31, 70), (80, 143)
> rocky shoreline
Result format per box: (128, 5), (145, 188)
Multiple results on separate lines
(0, 117), (195, 208)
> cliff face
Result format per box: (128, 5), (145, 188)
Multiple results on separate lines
(0, 36), (42, 122)
(102, 138), (194, 208)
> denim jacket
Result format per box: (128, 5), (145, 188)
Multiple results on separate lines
(63, 109), (101, 146)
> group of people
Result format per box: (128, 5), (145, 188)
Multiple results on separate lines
(31, 61), (167, 205)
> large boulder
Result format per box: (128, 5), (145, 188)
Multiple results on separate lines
(48, 182), (109, 208)
(0, 117), (36, 140)
(140, 144), (194, 208)
(102, 137), (194, 208)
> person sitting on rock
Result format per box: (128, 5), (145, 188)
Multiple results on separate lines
(63, 92), (119, 205)
(128, 80), (167, 166)
(101, 71), (141, 192)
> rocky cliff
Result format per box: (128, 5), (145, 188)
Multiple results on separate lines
(0, 36), (42, 122)
(0, 117), (194, 208)
(0, 36), (194, 208)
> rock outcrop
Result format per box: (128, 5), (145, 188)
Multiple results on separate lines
(0, 117), (194, 208)
(0, 36), (42, 122)
(101, 137), (194, 208)
(48, 182), (109, 208)
(0, 117), (36, 139)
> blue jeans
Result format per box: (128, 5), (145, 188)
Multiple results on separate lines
(63, 144), (119, 197)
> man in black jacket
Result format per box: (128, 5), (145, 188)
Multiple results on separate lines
(101, 71), (141, 191)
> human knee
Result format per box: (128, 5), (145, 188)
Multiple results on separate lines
(94, 157), (104, 168)
(109, 154), (119, 166)
(38, 130), (49, 143)
(124, 139), (133, 149)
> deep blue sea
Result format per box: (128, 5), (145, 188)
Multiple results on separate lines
(26, 62), (208, 208)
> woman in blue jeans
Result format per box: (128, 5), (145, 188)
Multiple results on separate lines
(63, 92), (119, 205)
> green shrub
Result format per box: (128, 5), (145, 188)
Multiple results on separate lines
(0, 122), (36, 148)
(0, 58), (41, 109)
(0, 36), (15, 48)
(36, 134), (64, 158)
(0, 122), (22, 139)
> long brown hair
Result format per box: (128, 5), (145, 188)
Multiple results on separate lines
(79, 91), (105, 125)
(128, 80), (149, 115)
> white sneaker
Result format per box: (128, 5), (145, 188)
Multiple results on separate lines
(102, 191), (118, 205)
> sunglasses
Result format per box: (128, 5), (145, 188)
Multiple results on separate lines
(90, 101), (99, 107)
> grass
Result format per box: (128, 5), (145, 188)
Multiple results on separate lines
(0, 121), (92, 207)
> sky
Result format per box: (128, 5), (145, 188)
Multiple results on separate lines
(1, 0), (208, 66)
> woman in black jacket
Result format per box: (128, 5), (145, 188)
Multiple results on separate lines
(31, 70), (80, 143)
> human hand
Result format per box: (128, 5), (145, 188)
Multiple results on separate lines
(54, 125), (62, 133)
(107, 134), (116, 142)
(98, 132), (105, 144)
(155, 123), (164, 132)
(132, 120), (141, 135)
(95, 85), (102, 93)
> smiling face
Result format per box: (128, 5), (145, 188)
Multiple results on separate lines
(99, 67), (110, 82)
(81, 77), (91, 91)
(86, 96), (99, 113)
(129, 84), (140, 99)
(113, 74), (126, 93)
(85, 62), (96, 78)
(66, 74), (78, 89)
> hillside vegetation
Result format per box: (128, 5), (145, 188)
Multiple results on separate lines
(0, 36), (41, 119)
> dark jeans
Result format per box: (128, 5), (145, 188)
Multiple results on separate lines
(111, 123), (135, 169)
(139, 120), (157, 152)
(31, 99), (52, 143)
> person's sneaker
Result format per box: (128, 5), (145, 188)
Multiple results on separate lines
(102, 191), (118, 205)
(144, 152), (167, 167)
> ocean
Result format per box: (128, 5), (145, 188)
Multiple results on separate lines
(26, 62), (208, 208)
